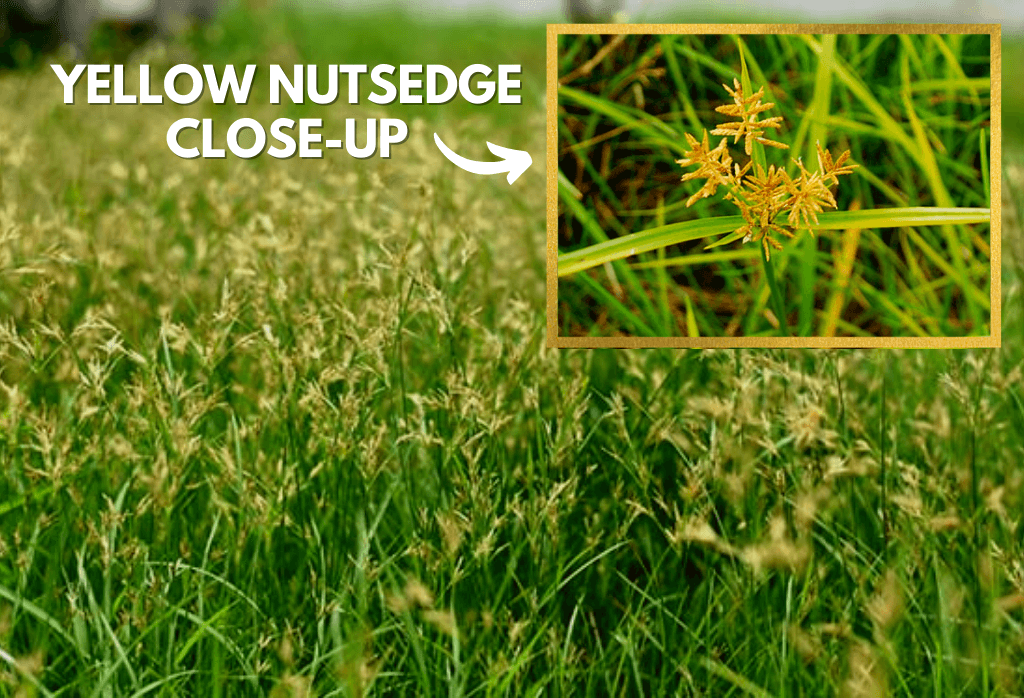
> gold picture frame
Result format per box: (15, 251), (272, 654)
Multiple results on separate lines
(547, 24), (1001, 348)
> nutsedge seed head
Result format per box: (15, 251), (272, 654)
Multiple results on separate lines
(677, 80), (858, 260)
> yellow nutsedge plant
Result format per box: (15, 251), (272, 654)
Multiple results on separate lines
(677, 78), (858, 260)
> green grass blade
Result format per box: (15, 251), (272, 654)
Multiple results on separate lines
(559, 216), (743, 277)
(632, 249), (759, 269)
(559, 207), (989, 277)
(909, 76), (989, 92)
(572, 266), (658, 336)
(980, 127), (990, 206)
(736, 36), (767, 175)
(558, 85), (683, 153)
(801, 35), (921, 162)
(559, 173), (667, 329)
(660, 36), (702, 134)
(682, 292), (700, 337)
(799, 34), (837, 335)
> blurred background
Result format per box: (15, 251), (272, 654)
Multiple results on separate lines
(3, 0), (1019, 134)
(341, 0), (1024, 28)
(4, 0), (1022, 51)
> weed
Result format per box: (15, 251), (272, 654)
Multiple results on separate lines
(677, 78), (857, 261)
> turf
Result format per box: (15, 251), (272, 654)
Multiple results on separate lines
(0, 5), (1022, 696)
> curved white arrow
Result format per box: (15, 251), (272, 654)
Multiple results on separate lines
(433, 133), (532, 185)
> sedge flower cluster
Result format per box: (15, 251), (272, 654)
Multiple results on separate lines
(677, 79), (858, 260)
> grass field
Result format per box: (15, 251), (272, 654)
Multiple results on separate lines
(1, 5), (1023, 696)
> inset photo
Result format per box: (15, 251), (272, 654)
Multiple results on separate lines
(547, 25), (1000, 347)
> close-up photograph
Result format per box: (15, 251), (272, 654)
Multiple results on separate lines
(552, 28), (997, 344)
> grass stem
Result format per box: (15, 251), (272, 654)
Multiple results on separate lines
(761, 244), (790, 336)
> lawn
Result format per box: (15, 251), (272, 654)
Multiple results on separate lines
(0, 5), (1022, 696)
